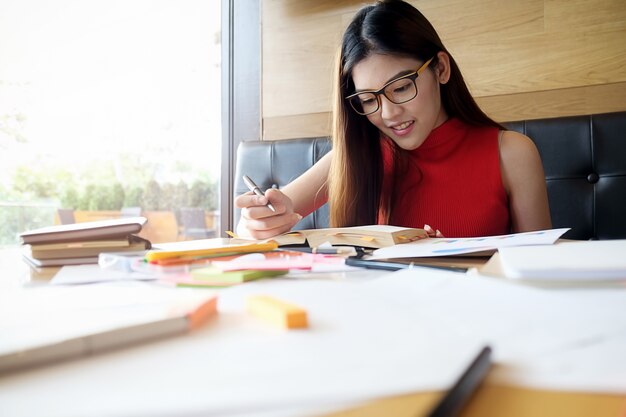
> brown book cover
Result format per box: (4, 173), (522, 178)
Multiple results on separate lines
(19, 217), (147, 245)
(26, 235), (151, 260)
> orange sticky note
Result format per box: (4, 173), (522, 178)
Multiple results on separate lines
(246, 295), (308, 329)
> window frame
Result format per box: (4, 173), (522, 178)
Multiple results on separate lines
(220, 0), (261, 234)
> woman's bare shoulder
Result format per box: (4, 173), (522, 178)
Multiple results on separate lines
(499, 129), (552, 231)
(499, 130), (541, 164)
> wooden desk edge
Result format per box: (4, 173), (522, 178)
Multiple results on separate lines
(323, 383), (626, 417)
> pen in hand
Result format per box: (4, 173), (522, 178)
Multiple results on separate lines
(243, 175), (276, 212)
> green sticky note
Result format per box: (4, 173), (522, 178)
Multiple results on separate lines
(189, 267), (287, 285)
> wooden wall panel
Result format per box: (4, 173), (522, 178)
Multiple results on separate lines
(453, 27), (626, 97)
(261, 0), (626, 140)
(261, 1), (353, 118)
(477, 82), (626, 122)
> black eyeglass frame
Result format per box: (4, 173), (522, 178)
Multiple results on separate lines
(345, 56), (435, 116)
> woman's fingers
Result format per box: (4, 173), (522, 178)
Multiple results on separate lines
(235, 191), (270, 210)
(235, 188), (292, 215)
(264, 188), (292, 213)
(424, 224), (445, 238)
(241, 209), (300, 229)
(235, 188), (301, 239)
(240, 213), (302, 240)
(240, 190), (293, 221)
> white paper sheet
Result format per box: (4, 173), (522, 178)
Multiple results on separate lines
(361, 270), (626, 393)
(3, 267), (625, 417)
(371, 228), (569, 258)
(50, 264), (155, 285)
(0, 274), (485, 417)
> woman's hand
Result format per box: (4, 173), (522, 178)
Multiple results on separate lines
(424, 224), (444, 238)
(235, 188), (302, 239)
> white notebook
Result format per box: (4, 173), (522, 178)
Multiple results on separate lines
(0, 283), (217, 373)
(498, 240), (626, 281)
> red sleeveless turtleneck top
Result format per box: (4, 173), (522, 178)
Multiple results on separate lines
(378, 118), (510, 237)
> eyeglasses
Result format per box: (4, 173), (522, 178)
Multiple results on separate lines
(346, 57), (434, 116)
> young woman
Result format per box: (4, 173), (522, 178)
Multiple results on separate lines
(236, 0), (551, 239)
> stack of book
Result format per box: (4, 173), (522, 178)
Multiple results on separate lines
(20, 217), (151, 267)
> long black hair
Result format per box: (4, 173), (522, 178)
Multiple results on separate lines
(329, 0), (502, 227)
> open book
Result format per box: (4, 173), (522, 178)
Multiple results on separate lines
(234, 225), (428, 249)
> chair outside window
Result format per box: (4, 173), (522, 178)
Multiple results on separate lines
(57, 208), (76, 225)
(179, 207), (215, 240)
(120, 206), (142, 218)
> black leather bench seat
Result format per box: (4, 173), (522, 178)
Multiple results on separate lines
(235, 111), (626, 240)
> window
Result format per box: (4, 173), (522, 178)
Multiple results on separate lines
(0, 0), (221, 246)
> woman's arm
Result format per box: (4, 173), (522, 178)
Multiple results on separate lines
(281, 151), (332, 217)
(235, 151), (332, 238)
(499, 130), (552, 232)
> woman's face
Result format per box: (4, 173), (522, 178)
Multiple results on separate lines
(350, 53), (449, 151)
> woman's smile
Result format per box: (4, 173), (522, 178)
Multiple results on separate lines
(389, 120), (415, 136)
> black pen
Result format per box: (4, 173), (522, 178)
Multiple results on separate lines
(243, 175), (276, 212)
(426, 346), (492, 417)
(344, 257), (468, 273)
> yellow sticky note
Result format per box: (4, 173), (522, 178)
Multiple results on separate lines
(246, 295), (308, 329)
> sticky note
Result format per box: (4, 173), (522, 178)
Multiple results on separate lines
(185, 268), (287, 287)
(246, 295), (308, 329)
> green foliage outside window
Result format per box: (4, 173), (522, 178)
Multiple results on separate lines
(0, 163), (218, 246)
(6, 162), (217, 212)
